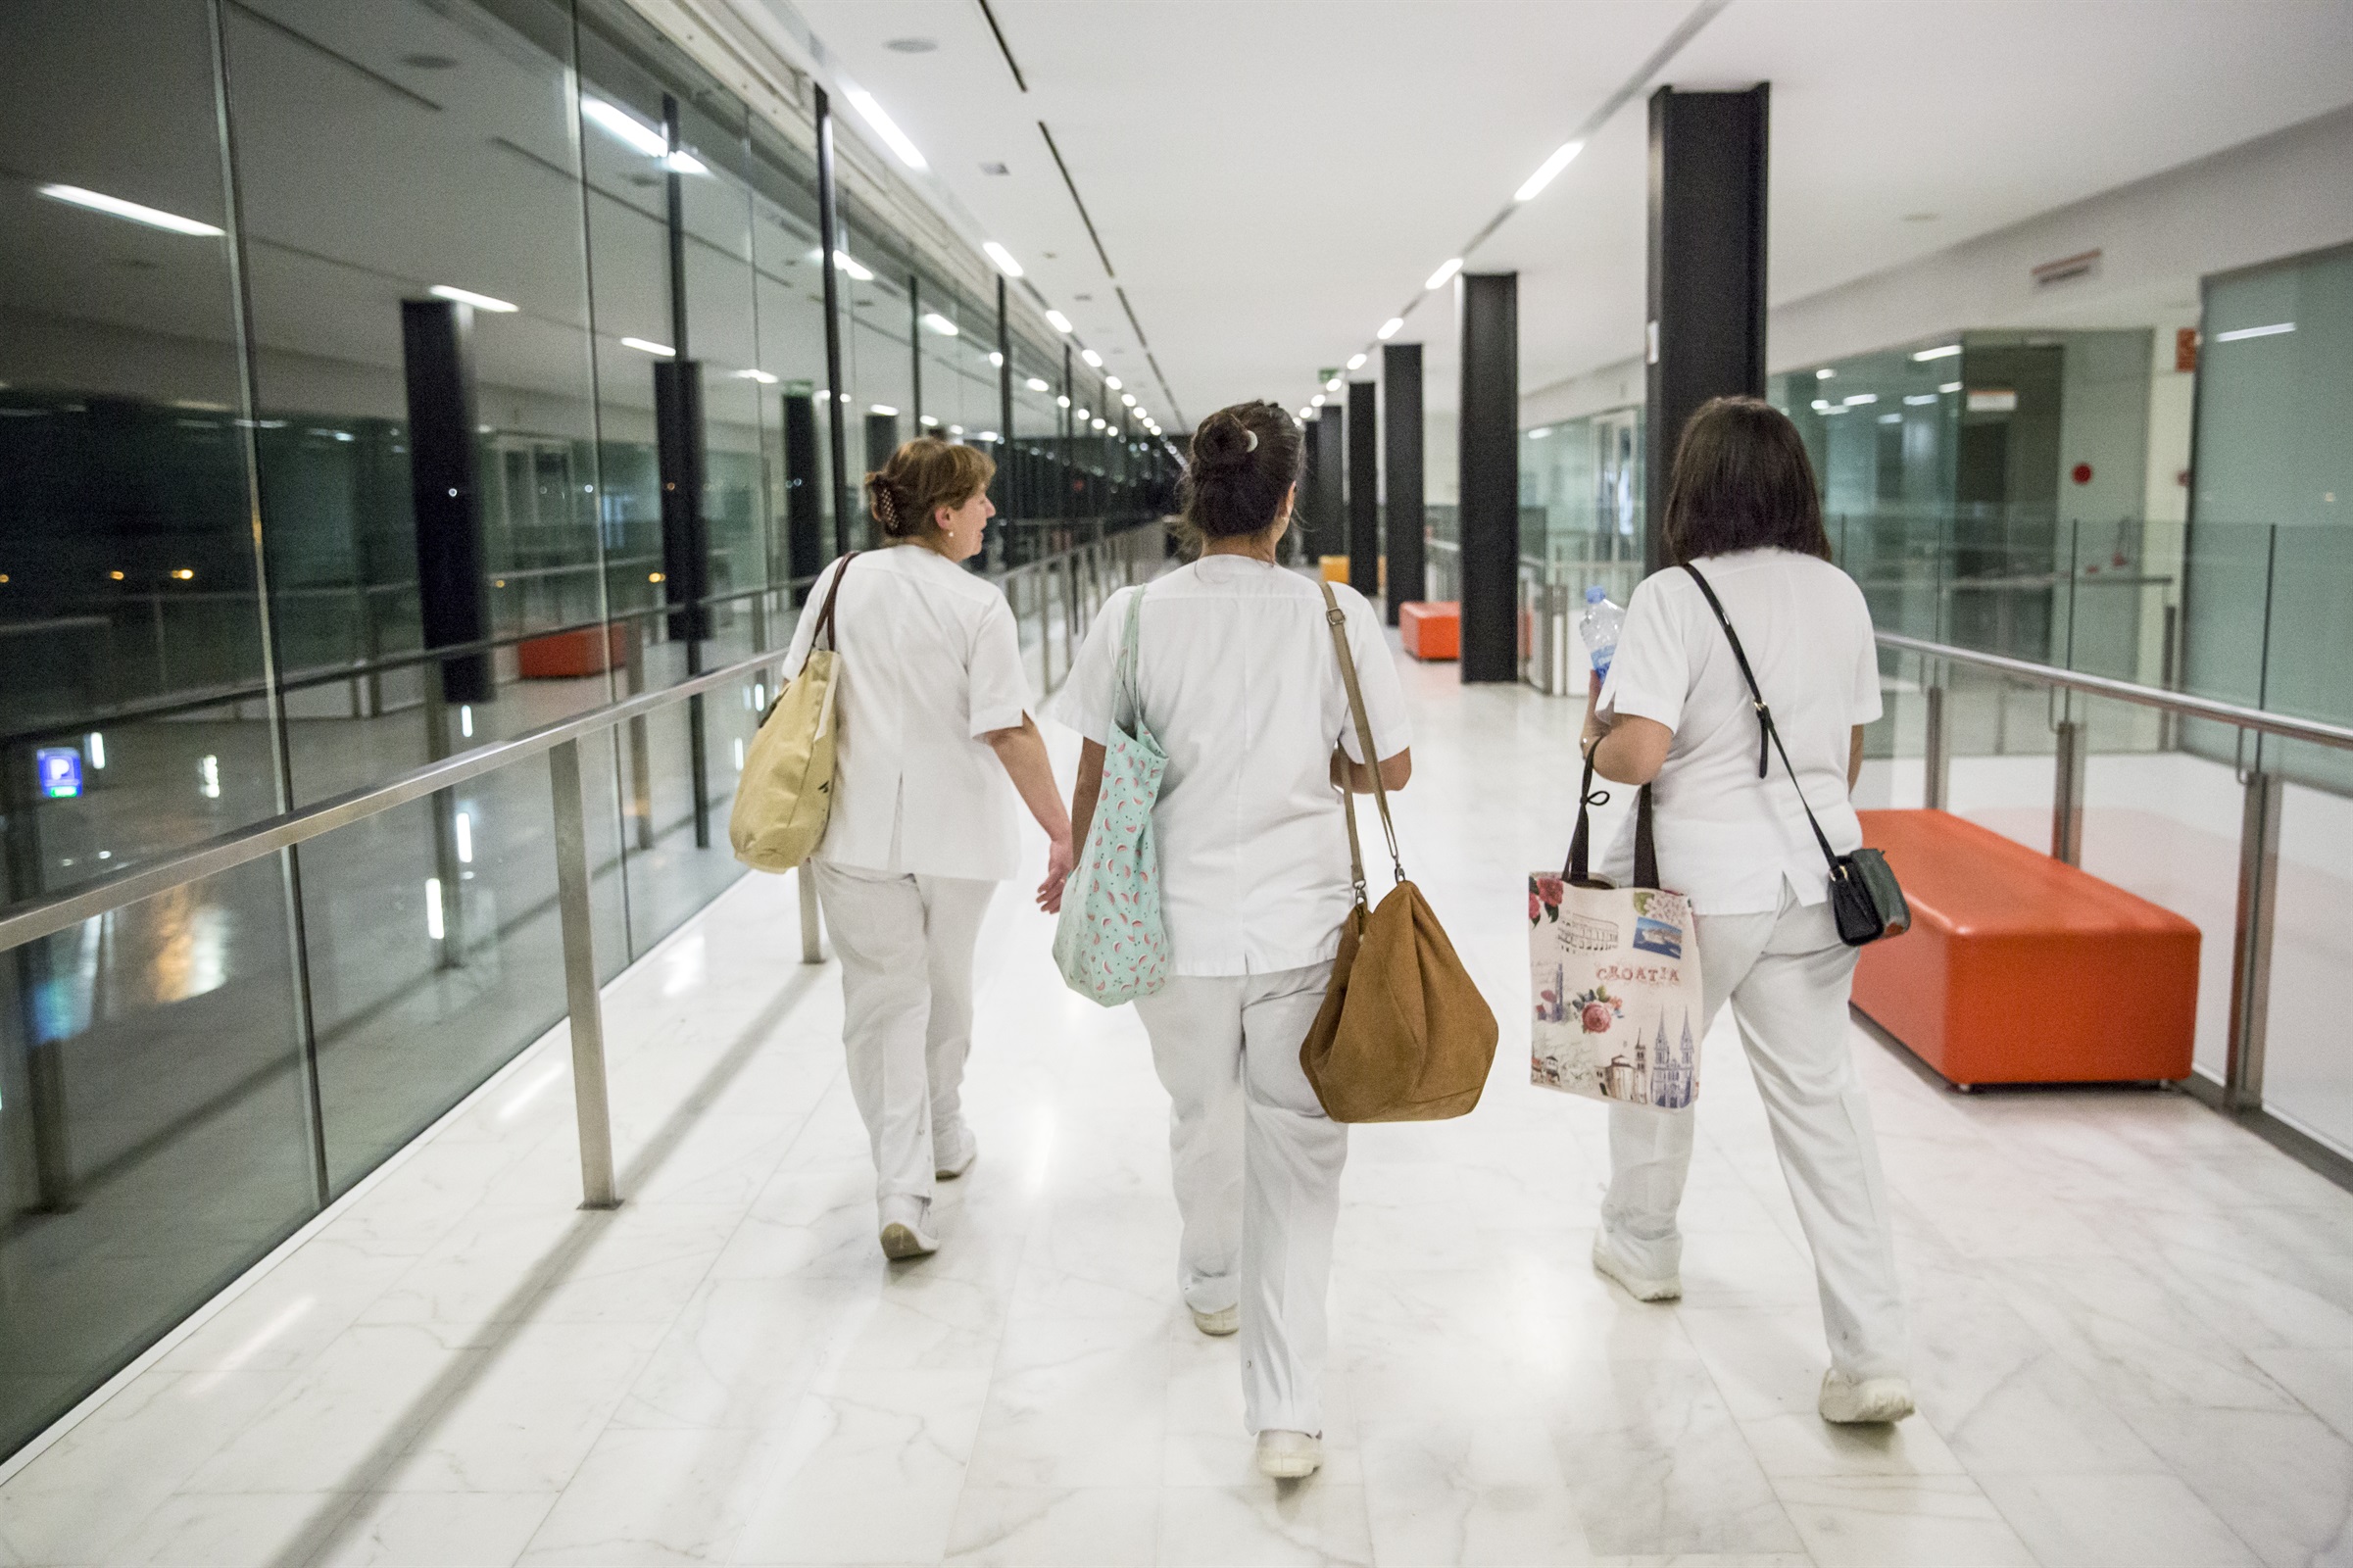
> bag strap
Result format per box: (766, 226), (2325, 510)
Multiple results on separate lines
(1564, 754), (1659, 889)
(1318, 581), (1404, 897)
(1679, 562), (1842, 872)
(1113, 583), (1147, 732)
(813, 551), (858, 653)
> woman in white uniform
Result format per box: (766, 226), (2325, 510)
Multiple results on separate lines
(1054, 401), (1412, 1480)
(784, 438), (1074, 1261)
(1581, 397), (1912, 1424)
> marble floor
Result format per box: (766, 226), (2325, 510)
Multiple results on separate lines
(3, 653), (2350, 1568)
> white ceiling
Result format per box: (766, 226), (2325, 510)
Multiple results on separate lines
(778, 0), (2353, 424)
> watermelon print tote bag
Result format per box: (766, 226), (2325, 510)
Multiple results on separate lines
(1053, 586), (1171, 1005)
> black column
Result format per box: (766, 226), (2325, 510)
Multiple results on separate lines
(1299, 412), (1322, 565)
(400, 298), (490, 703)
(907, 272), (922, 431)
(996, 276), (1014, 515)
(864, 411), (899, 489)
(1348, 379), (1379, 598)
(814, 87), (851, 558)
(1458, 271), (1519, 683)
(1317, 402), (1346, 564)
(781, 391), (821, 589)
(1061, 345), (1075, 523)
(1382, 343), (1425, 624)
(655, 360), (710, 641)
(1646, 83), (1769, 573)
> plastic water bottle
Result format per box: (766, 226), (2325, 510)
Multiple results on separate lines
(1579, 586), (1624, 681)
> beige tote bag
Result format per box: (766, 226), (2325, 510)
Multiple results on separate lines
(729, 554), (855, 872)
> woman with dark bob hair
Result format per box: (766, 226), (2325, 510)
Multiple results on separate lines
(1052, 400), (1412, 1479)
(1579, 396), (1913, 1426)
(784, 437), (1074, 1262)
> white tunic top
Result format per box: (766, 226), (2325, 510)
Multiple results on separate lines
(1596, 548), (1883, 915)
(1051, 556), (1411, 977)
(782, 548), (1029, 883)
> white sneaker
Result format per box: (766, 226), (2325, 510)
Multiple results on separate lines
(1819, 1369), (1915, 1424)
(1191, 1304), (1240, 1337)
(1592, 1233), (1681, 1301)
(1254, 1429), (1322, 1479)
(878, 1197), (938, 1260)
(935, 1125), (978, 1180)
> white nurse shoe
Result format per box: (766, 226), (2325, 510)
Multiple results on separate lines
(1818, 1369), (1915, 1424)
(1190, 1303), (1239, 1337)
(878, 1196), (939, 1260)
(1254, 1429), (1322, 1479)
(935, 1124), (978, 1179)
(1591, 1232), (1682, 1301)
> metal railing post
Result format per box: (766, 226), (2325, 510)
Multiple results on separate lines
(799, 864), (823, 964)
(2052, 714), (2085, 864)
(547, 736), (619, 1209)
(2226, 767), (2283, 1111)
(1923, 680), (1949, 810)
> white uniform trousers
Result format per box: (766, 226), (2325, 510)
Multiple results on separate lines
(1601, 885), (1910, 1380)
(809, 863), (997, 1206)
(1134, 963), (1346, 1436)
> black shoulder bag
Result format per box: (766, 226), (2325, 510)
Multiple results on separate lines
(1680, 564), (1910, 948)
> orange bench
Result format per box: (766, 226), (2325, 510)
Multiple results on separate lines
(1851, 809), (2198, 1088)
(517, 623), (630, 679)
(1398, 601), (1459, 662)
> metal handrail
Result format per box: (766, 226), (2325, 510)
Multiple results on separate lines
(0, 518), (1167, 1211)
(1877, 631), (2353, 753)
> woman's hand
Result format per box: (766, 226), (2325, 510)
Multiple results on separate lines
(1037, 831), (1075, 914)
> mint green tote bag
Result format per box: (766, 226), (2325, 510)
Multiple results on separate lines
(1053, 586), (1171, 1004)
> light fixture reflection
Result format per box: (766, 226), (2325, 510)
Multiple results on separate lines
(38, 183), (222, 236)
(846, 88), (928, 171)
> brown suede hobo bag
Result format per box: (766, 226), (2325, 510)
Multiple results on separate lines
(1299, 582), (1498, 1122)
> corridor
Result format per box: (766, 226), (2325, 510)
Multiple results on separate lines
(2, 656), (2347, 1568)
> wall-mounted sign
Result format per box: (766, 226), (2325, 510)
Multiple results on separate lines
(1966, 389), (2019, 414)
(2031, 249), (2101, 287)
(2175, 328), (2199, 373)
(35, 746), (82, 799)
(783, 379), (814, 396)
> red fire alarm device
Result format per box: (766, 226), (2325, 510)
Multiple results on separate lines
(2072, 463), (2094, 486)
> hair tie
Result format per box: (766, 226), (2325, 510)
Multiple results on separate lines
(1244, 428), (1259, 452)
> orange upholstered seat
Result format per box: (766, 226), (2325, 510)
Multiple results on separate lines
(1850, 809), (2199, 1087)
(1398, 601), (1459, 662)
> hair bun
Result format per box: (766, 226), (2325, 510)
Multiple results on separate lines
(1191, 412), (1255, 472)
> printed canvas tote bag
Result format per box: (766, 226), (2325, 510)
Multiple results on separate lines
(1053, 585), (1172, 1004)
(729, 554), (855, 873)
(1529, 756), (1706, 1109)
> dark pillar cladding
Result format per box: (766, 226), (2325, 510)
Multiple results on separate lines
(1316, 402), (1345, 563)
(863, 412), (899, 530)
(1646, 83), (1769, 574)
(814, 87), (851, 558)
(782, 392), (821, 585)
(655, 359), (709, 642)
(1348, 380), (1379, 599)
(400, 298), (491, 704)
(1382, 343), (1425, 625)
(1458, 271), (1519, 683)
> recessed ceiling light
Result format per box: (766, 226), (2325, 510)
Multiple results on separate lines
(1311, 394), (1326, 408)
(429, 284), (518, 313)
(884, 36), (937, 52)
(1026, 376), (1049, 391)
(846, 89), (926, 171)
(870, 404), (899, 416)
(1105, 375), (1122, 389)
(38, 184), (221, 236)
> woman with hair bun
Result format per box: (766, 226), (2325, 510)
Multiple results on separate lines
(783, 437), (1074, 1261)
(1053, 400), (1413, 1480)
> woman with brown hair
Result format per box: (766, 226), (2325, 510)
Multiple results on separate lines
(1054, 400), (1412, 1479)
(782, 437), (1073, 1260)
(1579, 396), (1913, 1425)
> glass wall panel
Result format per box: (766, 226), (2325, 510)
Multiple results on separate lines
(2263, 767), (2353, 1153)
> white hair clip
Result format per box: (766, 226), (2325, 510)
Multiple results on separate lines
(1244, 428), (1259, 452)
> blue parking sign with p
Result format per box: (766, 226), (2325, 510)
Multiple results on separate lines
(36, 747), (83, 800)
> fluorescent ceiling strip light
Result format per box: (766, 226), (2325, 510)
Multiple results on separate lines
(1026, 376), (1050, 391)
(1911, 344), (1962, 362)
(1346, 353), (1366, 370)
(1513, 139), (1584, 203)
(2213, 322), (2294, 341)
(982, 241), (1024, 278)
(845, 89), (927, 171)
(1045, 310), (1072, 334)
(738, 368), (778, 384)
(429, 284), (518, 313)
(1081, 348), (1103, 368)
(581, 98), (667, 159)
(1424, 258), (1463, 291)
(663, 151), (707, 175)
(1842, 393), (1878, 406)
(923, 312), (959, 336)
(620, 337), (675, 357)
(833, 251), (873, 282)
(38, 183), (221, 236)
(1377, 317), (1404, 341)
(869, 404), (898, 416)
